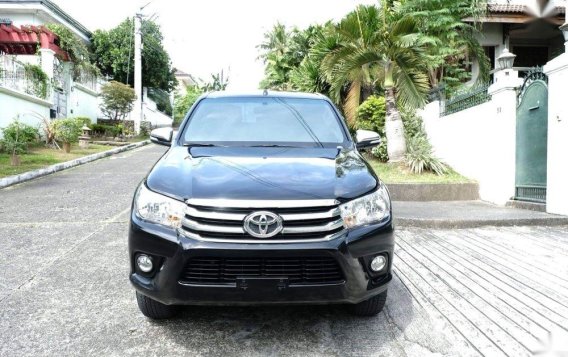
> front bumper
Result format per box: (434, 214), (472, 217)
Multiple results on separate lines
(128, 214), (394, 306)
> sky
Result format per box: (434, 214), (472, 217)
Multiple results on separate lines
(51, 0), (377, 90)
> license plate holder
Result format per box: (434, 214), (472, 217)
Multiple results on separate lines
(236, 277), (288, 291)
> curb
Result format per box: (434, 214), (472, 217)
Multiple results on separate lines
(394, 217), (568, 229)
(387, 182), (479, 201)
(0, 140), (151, 190)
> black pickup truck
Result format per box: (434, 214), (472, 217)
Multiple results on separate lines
(129, 91), (393, 319)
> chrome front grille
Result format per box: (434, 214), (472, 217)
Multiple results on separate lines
(179, 199), (346, 243)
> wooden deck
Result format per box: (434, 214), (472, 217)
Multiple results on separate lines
(391, 226), (568, 356)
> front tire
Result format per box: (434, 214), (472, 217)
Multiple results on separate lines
(136, 291), (179, 319)
(350, 290), (387, 317)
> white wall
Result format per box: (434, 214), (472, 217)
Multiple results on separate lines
(68, 83), (99, 123)
(544, 53), (568, 215)
(421, 77), (520, 205)
(0, 89), (51, 137)
(477, 23), (503, 46)
(142, 103), (173, 128)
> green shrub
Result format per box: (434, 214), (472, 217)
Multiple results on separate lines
(0, 119), (40, 155)
(357, 96), (388, 162)
(100, 81), (136, 120)
(91, 124), (122, 137)
(52, 118), (82, 143)
(23, 64), (49, 99)
(140, 121), (152, 137)
(371, 141), (389, 162)
(400, 108), (425, 140)
(405, 135), (447, 175)
(357, 95), (386, 134)
(74, 117), (92, 127)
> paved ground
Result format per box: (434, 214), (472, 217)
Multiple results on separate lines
(393, 200), (568, 228)
(1, 144), (567, 356)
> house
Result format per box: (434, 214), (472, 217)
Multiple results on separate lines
(174, 69), (197, 95)
(420, 7), (568, 216)
(0, 0), (100, 129)
(0, 0), (90, 41)
(468, 0), (566, 82)
(0, 0), (173, 132)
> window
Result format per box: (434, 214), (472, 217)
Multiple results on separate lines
(182, 97), (346, 147)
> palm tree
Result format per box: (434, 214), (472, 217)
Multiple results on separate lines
(258, 23), (293, 90)
(318, 6), (383, 127)
(321, 3), (429, 161)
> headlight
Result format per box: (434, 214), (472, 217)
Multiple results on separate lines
(134, 184), (186, 229)
(340, 184), (391, 229)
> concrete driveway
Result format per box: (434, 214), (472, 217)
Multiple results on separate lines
(1, 144), (567, 356)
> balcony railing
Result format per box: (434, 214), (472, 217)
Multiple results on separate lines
(0, 66), (51, 100)
(74, 69), (97, 91)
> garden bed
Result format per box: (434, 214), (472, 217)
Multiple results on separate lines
(369, 160), (472, 184)
(0, 144), (111, 178)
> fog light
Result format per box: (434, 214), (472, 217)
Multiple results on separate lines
(370, 255), (387, 272)
(136, 254), (153, 273)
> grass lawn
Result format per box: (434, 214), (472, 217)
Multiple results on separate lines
(0, 144), (112, 178)
(369, 159), (473, 184)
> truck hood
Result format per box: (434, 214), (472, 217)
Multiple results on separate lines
(146, 146), (378, 202)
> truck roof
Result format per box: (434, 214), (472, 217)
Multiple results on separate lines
(204, 90), (325, 100)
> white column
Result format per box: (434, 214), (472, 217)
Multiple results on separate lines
(483, 71), (521, 205)
(132, 13), (143, 134)
(543, 53), (568, 215)
(38, 48), (55, 79)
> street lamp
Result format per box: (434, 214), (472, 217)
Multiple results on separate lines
(497, 48), (516, 70)
(560, 21), (568, 52)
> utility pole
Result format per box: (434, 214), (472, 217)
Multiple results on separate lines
(133, 12), (143, 134)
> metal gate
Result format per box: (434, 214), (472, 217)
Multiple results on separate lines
(515, 69), (548, 203)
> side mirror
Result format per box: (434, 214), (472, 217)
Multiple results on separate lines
(150, 127), (173, 146)
(355, 129), (381, 149)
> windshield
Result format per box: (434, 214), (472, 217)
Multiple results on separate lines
(181, 97), (347, 147)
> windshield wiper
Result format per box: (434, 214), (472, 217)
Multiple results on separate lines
(182, 142), (220, 147)
(249, 144), (297, 148)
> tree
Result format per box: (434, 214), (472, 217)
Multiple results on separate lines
(0, 118), (39, 165)
(52, 118), (82, 153)
(91, 18), (177, 92)
(199, 71), (230, 92)
(173, 85), (203, 126)
(320, 4), (430, 161)
(100, 81), (137, 120)
(318, 6), (386, 126)
(258, 24), (325, 90)
(400, 0), (489, 92)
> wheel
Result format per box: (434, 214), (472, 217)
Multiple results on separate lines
(350, 290), (387, 317)
(136, 291), (179, 319)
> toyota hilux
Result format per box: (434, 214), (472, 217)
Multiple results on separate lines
(129, 91), (393, 319)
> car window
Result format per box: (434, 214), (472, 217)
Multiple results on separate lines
(182, 97), (346, 146)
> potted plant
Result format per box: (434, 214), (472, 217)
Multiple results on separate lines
(0, 119), (39, 166)
(52, 118), (82, 153)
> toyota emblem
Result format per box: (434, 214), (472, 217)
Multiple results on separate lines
(243, 211), (283, 238)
